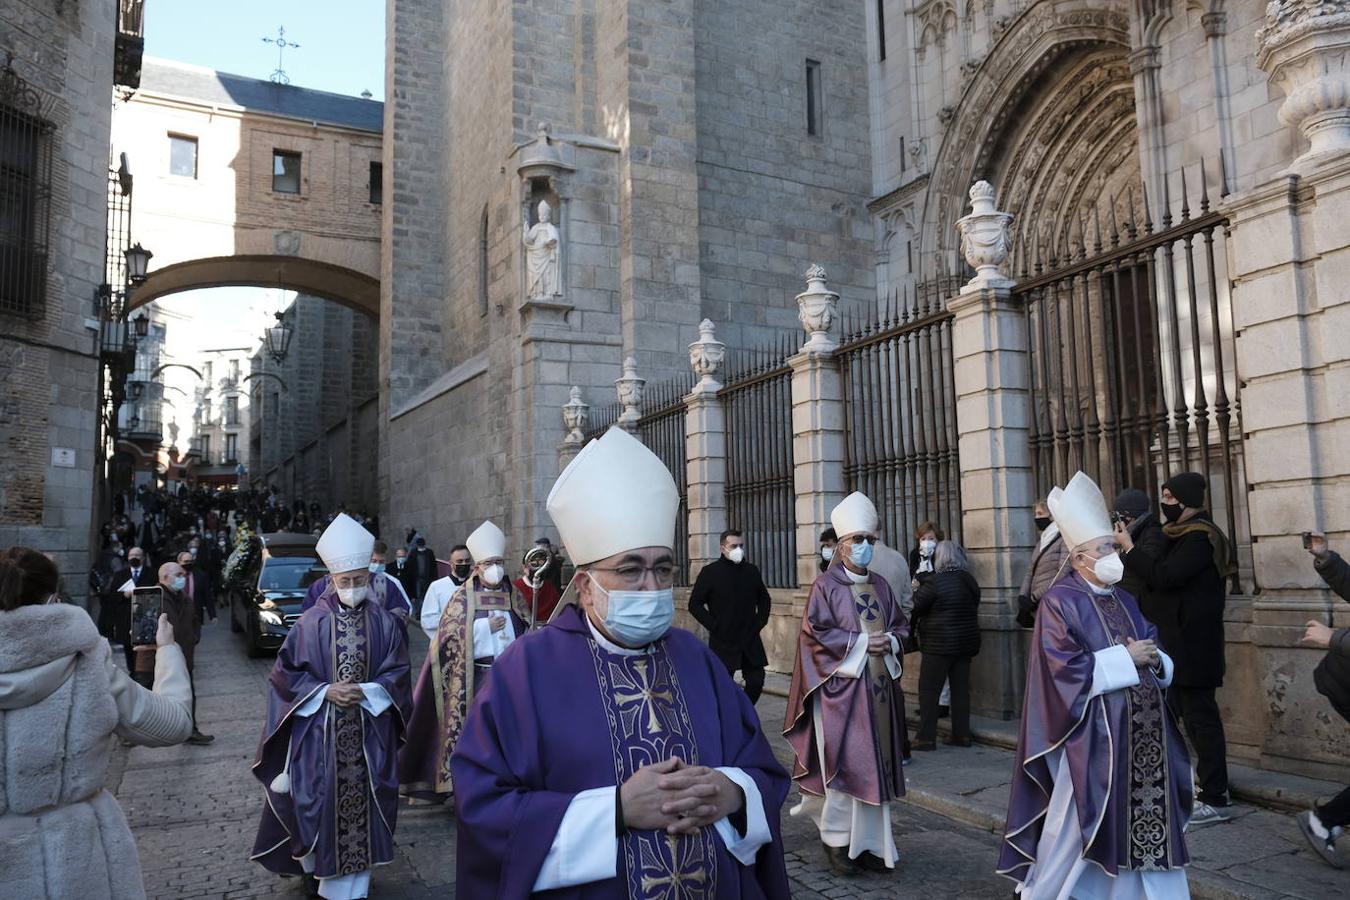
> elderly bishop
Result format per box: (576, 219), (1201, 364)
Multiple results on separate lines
(998, 471), (1192, 898)
(250, 514), (413, 899)
(452, 427), (791, 897)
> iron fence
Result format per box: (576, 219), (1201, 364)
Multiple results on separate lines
(0, 60), (53, 318)
(1012, 161), (1246, 591)
(583, 400), (621, 443)
(720, 339), (797, 588)
(840, 276), (964, 555)
(638, 375), (695, 586)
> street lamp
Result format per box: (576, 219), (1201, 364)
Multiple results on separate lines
(132, 311), (150, 338)
(129, 411), (140, 431)
(124, 243), (153, 284)
(265, 312), (294, 365)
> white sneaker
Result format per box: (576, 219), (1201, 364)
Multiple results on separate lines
(1189, 802), (1232, 827)
(1298, 810), (1345, 869)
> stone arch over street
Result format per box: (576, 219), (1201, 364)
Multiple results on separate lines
(128, 254), (380, 320)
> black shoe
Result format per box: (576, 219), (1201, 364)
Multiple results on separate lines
(911, 740), (936, 752)
(187, 729), (215, 745)
(822, 842), (858, 877)
(945, 737), (973, 748)
(302, 873), (321, 897)
(855, 850), (892, 873)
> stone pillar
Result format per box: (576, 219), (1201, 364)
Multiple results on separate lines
(685, 323), (727, 580)
(1257, 2), (1350, 173)
(950, 182), (1034, 717)
(789, 266), (845, 588)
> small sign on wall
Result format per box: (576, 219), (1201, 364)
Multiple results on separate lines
(51, 447), (76, 468)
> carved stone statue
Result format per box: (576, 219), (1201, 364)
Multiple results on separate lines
(523, 200), (562, 298)
(615, 356), (646, 430)
(688, 319), (726, 393)
(956, 181), (1014, 290)
(167, 419), (179, 445)
(795, 264), (839, 353)
(562, 386), (589, 445)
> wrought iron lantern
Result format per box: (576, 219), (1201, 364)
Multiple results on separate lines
(129, 411), (140, 431)
(132, 311), (150, 338)
(124, 243), (153, 284)
(265, 312), (294, 365)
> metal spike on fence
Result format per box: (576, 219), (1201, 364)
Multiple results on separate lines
(1161, 172), (1173, 229)
(1138, 185), (1152, 237)
(1092, 203), (1103, 255)
(1179, 167), (1191, 223)
(1108, 195), (1121, 248)
(1199, 158), (1211, 214)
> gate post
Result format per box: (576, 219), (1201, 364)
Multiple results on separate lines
(685, 321), (727, 582)
(950, 182), (1036, 718)
(789, 266), (846, 590)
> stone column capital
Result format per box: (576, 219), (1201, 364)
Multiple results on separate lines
(1128, 45), (1161, 75)
(1202, 10), (1229, 38)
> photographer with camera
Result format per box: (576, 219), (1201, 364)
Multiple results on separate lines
(1297, 531), (1350, 868)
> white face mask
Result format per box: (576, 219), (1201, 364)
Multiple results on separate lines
(587, 573), (675, 646)
(727, 546), (745, 564)
(1085, 551), (1125, 586)
(336, 585), (367, 608)
(920, 539), (937, 557)
(481, 564), (505, 586)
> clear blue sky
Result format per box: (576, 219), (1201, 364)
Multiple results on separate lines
(143, 1), (386, 100)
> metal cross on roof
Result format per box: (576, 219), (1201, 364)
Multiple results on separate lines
(261, 26), (300, 85)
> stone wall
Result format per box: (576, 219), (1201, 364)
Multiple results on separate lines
(0, 0), (116, 606)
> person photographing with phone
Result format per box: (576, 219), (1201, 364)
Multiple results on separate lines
(156, 561), (212, 745)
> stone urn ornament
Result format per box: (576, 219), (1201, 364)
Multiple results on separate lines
(795, 264), (839, 353)
(956, 181), (1014, 290)
(1256, 0), (1350, 170)
(615, 356), (646, 430)
(688, 319), (726, 393)
(561, 386), (589, 445)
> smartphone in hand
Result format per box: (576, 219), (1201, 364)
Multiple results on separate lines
(130, 586), (164, 648)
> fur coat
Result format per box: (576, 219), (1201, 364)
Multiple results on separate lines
(0, 603), (194, 900)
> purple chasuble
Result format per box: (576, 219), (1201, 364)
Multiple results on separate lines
(998, 572), (1192, 882)
(250, 594), (412, 879)
(301, 572), (411, 617)
(399, 578), (525, 799)
(451, 606), (791, 899)
(783, 561), (908, 804)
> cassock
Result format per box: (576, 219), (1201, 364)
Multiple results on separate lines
(250, 591), (412, 898)
(452, 605), (791, 897)
(399, 576), (526, 800)
(301, 571), (411, 617)
(783, 555), (908, 866)
(514, 574), (562, 625)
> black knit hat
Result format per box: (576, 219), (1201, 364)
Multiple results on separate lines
(1163, 472), (1206, 509)
(1113, 488), (1150, 519)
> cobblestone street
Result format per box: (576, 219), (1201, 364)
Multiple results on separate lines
(108, 618), (1013, 899)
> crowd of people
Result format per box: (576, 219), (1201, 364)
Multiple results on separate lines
(2, 444), (1348, 898)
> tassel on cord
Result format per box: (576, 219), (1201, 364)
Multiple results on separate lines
(270, 715), (297, 795)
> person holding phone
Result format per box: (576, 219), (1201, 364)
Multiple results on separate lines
(0, 547), (193, 899)
(158, 561), (212, 745)
(1297, 531), (1350, 868)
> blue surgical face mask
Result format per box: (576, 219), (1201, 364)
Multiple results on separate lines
(369, 562), (386, 574)
(587, 573), (675, 646)
(849, 540), (874, 568)
(170, 576), (187, 592)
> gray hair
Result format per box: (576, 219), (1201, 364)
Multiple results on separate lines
(933, 540), (968, 572)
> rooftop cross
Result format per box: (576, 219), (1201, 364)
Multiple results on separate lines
(261, 26), (301, 85)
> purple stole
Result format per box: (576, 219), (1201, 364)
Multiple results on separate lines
(587, 638), (718, 897)
(330, 603), (373, 874)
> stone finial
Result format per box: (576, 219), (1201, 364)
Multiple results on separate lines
(517, 120), (574, 179)
(1257, 1), (1350, 170)
(956, 180), (1014, 290)
(796, 265), (839, 354)
(615, 356), (646, 430)
(689, 319), (726, 393)
(562, 385), (589, 445)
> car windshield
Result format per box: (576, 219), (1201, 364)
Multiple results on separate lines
(259, 557), (327, 591)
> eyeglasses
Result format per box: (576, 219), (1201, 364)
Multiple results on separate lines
(590, 562), (677, 589)
(847, 535), (877, 545)
(333, 574), (371, 590)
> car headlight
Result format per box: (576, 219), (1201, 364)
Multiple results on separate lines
(259, 610), (284, 626)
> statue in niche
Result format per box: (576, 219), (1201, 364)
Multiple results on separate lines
(523, 199), (561, 299)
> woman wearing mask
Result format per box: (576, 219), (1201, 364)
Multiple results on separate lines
(909, 522), (944, 586)
(910, 541), (982, 750)
(0, 547), (193, 898)
(1015, 499), (1070, 628)
(818, 527), (838, 573)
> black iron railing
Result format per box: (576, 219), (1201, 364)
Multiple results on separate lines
(115, 2), (146, 88)
(719, 339), (797, 588)
(839, 275), (964, 554)
(0, 60), (53, 318)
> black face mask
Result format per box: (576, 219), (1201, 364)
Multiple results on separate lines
(452, 564), (471, 580)
(1161, 502), (1184, 524)
(1034, 516), (1053, 531)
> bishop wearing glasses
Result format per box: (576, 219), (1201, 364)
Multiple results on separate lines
(451, 426), (791, 897)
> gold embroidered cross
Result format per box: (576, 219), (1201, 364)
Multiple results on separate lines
(640, 834), (708, 894)
(613, 659), (674, 735)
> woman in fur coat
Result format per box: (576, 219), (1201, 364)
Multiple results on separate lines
(0, 547), (194, 900)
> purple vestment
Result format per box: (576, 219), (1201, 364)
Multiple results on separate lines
(451, 606), (791, 898)
(783, 561), (908, 804)
(399, 578), (526, 799)
(998, 572), (1192, 881)
(301, 572), (411, 617)
(250, 594), (412, 879)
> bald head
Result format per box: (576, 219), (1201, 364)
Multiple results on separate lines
(159, 561), (185, 587)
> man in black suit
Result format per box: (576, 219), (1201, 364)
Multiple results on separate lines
(105, 546), (157, 670)
(687, 529), (773, 704)
(177, 548), (215, 625)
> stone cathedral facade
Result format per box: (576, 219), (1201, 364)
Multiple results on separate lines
(382, 0), (1350, 779)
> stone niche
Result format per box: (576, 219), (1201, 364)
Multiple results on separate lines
(516, 124), (575, 330)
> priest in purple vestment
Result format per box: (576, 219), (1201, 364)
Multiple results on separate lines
(784, 491), (908, 876)
(300, 538), (412, 619)
(250, 514), (413, 900)
(998, 471), (1192, 898)
(399, 519), (525, 802)
(452, 427), (790, 898)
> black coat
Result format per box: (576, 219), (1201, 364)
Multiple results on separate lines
(1119, 513), (1168, 620)
(1311, 552), (1350, 723)
(910, 568), (982, 658)
(688, 557), (771, 668)
(1121, 515), (1228, 687)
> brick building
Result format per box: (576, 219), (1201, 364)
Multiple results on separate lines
(0, 0), (125, 604)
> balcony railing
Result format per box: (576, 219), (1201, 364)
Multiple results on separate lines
(114, 1), (145, 88)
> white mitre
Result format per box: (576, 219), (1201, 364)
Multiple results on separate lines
(547, 426), (678, 566)
(831, 491), (880, 539)
(466, 520), (507, 562)
(1047, 471), (1113, 550)
(316, 513), (375, 575)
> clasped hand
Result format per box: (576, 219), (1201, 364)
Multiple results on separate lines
(326, 681), (366, 708)
(1123, 636), (1159, 669)
(866, 633), (892, 657)
(620, 757), (744, 836)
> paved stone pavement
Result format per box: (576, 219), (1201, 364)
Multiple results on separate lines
(108, 619), (1013, 898)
